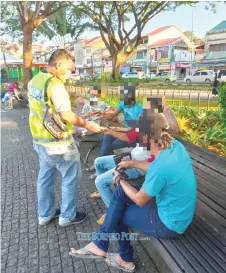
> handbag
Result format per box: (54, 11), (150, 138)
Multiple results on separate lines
(42, 77), (68, 139)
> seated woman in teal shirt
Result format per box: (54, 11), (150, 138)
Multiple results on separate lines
(69, 111), (197, 272)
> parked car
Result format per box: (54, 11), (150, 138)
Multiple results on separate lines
(184, 70), (215, 83)
(122, 72), (139, 79)
(155, 72), (176, 83)
(145, 72), (156, 79)
(70, 73), (92, 81)
(155, 71), (169, 77)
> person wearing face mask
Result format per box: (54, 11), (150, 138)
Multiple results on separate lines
(28, 49), (104, 227)
(69, 112), (197, 273)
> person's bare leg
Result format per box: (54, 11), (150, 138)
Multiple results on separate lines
(70, 242), (106, 257)
(106, 253), (135, 269)
(7, 98), (13, 109)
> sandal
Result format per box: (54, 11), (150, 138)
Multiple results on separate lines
(97, 214), (106, 225)
(69, 247), (106, 260)
(89, 191), (100, 199)
(106, 253), (136, 272)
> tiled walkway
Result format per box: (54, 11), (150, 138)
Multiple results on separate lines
(1, 107), (159, 273)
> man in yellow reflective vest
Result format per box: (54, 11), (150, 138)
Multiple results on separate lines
(28, 49), (103, 226)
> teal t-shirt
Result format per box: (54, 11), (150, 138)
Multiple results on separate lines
(142, 140), (197, 233)
(117, 102), (143, 127)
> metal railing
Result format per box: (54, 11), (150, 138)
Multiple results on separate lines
(66, 83), (219, 111)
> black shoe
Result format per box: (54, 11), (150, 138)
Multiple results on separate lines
(39, 208), (61, 226)
(59, 212), (87, 227)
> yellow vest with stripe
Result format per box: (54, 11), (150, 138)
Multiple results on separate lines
(28, 71), (73, 145)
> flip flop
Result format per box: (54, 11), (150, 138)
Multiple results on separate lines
(69, 247), (106, 260)
(106, 253), (136, 272)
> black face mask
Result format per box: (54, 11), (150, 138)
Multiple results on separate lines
(125, 98), (135, 107)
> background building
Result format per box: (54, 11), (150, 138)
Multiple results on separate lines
(196, 20), (226, 70)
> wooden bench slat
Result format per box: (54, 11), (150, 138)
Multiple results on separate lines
(193, 160), (226, 185)
(195, 216), (226, 247)
(197, 182), (226, 209)
(190, 152), (226, 176)
(160, 239), (198, 273)
(196, 201), (226, 237)
(178, 138), (226, 168)
(191, 224), (226, 259)
(197, 192), (226, 219)
(178, 233), (223, 273)
(168, 239), (208, 273)
(195, 168), (226, 192)
(184, 230), (226, 272)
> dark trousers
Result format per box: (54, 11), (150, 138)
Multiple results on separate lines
(93, 186), (178, 262)
(99, 134), (136, 157)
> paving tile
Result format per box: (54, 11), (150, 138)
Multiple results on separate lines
(1, 108), (159, 273)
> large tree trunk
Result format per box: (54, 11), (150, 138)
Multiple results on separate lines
(2, 51), (9, 76)
(111, 55), (121, 80)
(111, 47), (138, 80)
(23, 24), (33, 90)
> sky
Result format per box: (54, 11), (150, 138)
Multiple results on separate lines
(77, 1), (226, 42)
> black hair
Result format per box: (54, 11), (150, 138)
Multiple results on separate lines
(48, 49), (75, 65)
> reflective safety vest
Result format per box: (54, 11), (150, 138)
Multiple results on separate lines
(28, 71), (73, 145)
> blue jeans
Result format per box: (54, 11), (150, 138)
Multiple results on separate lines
(2, 93), (12, 104)
(99, 134), (136, 156)
(94, 186), (178, 262)
(94, 155), (142, 207)
(33, 142), (82, 224)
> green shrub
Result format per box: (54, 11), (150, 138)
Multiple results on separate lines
(218, 83), (226, 123)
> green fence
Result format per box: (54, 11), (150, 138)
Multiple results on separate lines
(66, 83), (219, 111)
(7, 66), (43, 80)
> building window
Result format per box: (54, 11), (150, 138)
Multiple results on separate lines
(159, 50), (168, 58)
(94, 57), (101, 62)
(86, 58), (92, 64)
(86, 47), (92, 53)
(136, 51), (146, 59)
(210, 44), (226, 52)
(141, 37), (148, 44)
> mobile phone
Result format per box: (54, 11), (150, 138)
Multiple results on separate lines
(113, 152), (132, 165)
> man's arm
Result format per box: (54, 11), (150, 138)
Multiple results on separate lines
(59, 111), (102, 133)
(103, 128), (129, 142)
(101, 108), (121, 120)
(113, 170), (151, 206)
(50, 83), (102, 133)
(118, 159), (150, 173)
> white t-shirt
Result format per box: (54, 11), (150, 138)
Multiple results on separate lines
(51, 83), (71, 113)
